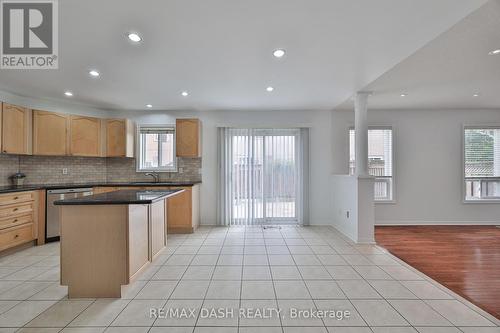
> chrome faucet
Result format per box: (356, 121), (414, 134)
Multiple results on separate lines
(145, 172), (160, 183)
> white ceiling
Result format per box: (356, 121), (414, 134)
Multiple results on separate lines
(338, 0), (500, 110)
(0, 0), (489, 111)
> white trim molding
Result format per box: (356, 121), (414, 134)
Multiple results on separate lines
(376, 220), (500, 226)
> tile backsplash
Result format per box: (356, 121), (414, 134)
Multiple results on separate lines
(0, 155), (201, 186)
(0, 155), (19, 185)
(19, 156), (107, 185)
(106, 157), (202, 183)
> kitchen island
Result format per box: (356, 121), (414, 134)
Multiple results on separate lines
(54, 189), (184, 298)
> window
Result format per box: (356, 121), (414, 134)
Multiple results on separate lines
(349, 128), (393, 201)
(137, 125), (176, 172)
(464, 127), (500, 201)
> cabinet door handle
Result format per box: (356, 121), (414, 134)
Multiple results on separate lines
(13, 219), (18, 223)
(13, 208), (18, 211)
(13, 196), (19, 200)
(14, 234), (19, 238)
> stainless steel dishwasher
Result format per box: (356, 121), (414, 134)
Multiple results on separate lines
(46, 188), (93, 242)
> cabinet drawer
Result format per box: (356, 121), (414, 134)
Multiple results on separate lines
(0, 203), (34, 218)
(0, 223), (34, 251)
(0, 192), (34, 206)
(0, 214), (33, 230)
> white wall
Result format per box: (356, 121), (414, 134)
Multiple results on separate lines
(331, 175), (375, 243)
(331, 175), (358, 240)
(0, 90), (109, 117)
(5, 85), (498, 227)
(109, 109), (333, 226)
(332, 108), (500, 225)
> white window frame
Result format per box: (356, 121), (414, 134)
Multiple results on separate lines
(462, 124), (500, 203)
(348, 126), (396, 203)
(136, 124), (177, 172)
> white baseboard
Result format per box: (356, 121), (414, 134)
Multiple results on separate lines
(376, 220), (500, 226)
(357, 237), (376, 244)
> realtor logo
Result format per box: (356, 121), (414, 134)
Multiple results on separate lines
(1, 0), (58, 69)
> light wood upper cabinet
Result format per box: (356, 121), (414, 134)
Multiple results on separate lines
(33, 110), (69, 156)
(106, 119), (134, 157)
(70, 116), (103, 157)
(0, 104), (135, 158)
(176, 118), (201, 157)
(1, 103), (32, 155)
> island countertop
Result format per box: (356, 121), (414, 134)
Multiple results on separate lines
(54, 189), (184, 205)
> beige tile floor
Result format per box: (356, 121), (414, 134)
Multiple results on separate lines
(0, 225), (498, 333)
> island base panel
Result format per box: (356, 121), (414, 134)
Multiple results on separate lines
(60, 205), (128, 298)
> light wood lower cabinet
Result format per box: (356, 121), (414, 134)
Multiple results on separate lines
(166, 185), (200, 233)
(92, 185), (200, 234)
(0, 224), (34, 251)
(0, 190), (41, 252)
(131, 185), (199, 234)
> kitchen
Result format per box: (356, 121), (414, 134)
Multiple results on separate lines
(0, 0), (499, 331)
(0, 105), (202, 295)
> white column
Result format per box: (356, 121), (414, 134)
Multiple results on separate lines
(354, 92), (370, 176)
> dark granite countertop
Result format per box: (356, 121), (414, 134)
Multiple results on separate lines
(0, 181), (201, 194)
(54, 189), (184, 205)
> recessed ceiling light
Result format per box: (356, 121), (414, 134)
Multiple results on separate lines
(146, 104), (152, 108)
(473, 93), (480, 97)
(89, 70), (100, 77)
(273, 49), (285, 58)
(128, 33), (142, 42)
(400, 93), (407, 97)
(488, 49), (500, 55)
(266, 86), (274, 92)
(64, 91), (73, 97)
(181, 91), (189, 97)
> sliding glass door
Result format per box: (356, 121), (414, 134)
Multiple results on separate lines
(220, 128), (301, 225)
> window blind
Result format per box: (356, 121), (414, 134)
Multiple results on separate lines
(464, 128), (500, 178)
(464, 128), (500, 200)
(349, 128), (393, 200)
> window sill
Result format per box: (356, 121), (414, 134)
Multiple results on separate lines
(136, 169), (178, 173)
(463, 199), (500, 204)
(375, 200), (396, 205)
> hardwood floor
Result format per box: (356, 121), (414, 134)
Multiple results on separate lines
(375, 225), (500, 319)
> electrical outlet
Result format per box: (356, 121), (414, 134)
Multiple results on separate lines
(178, 167), (184, 173)
(62, 168), (68, 175)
